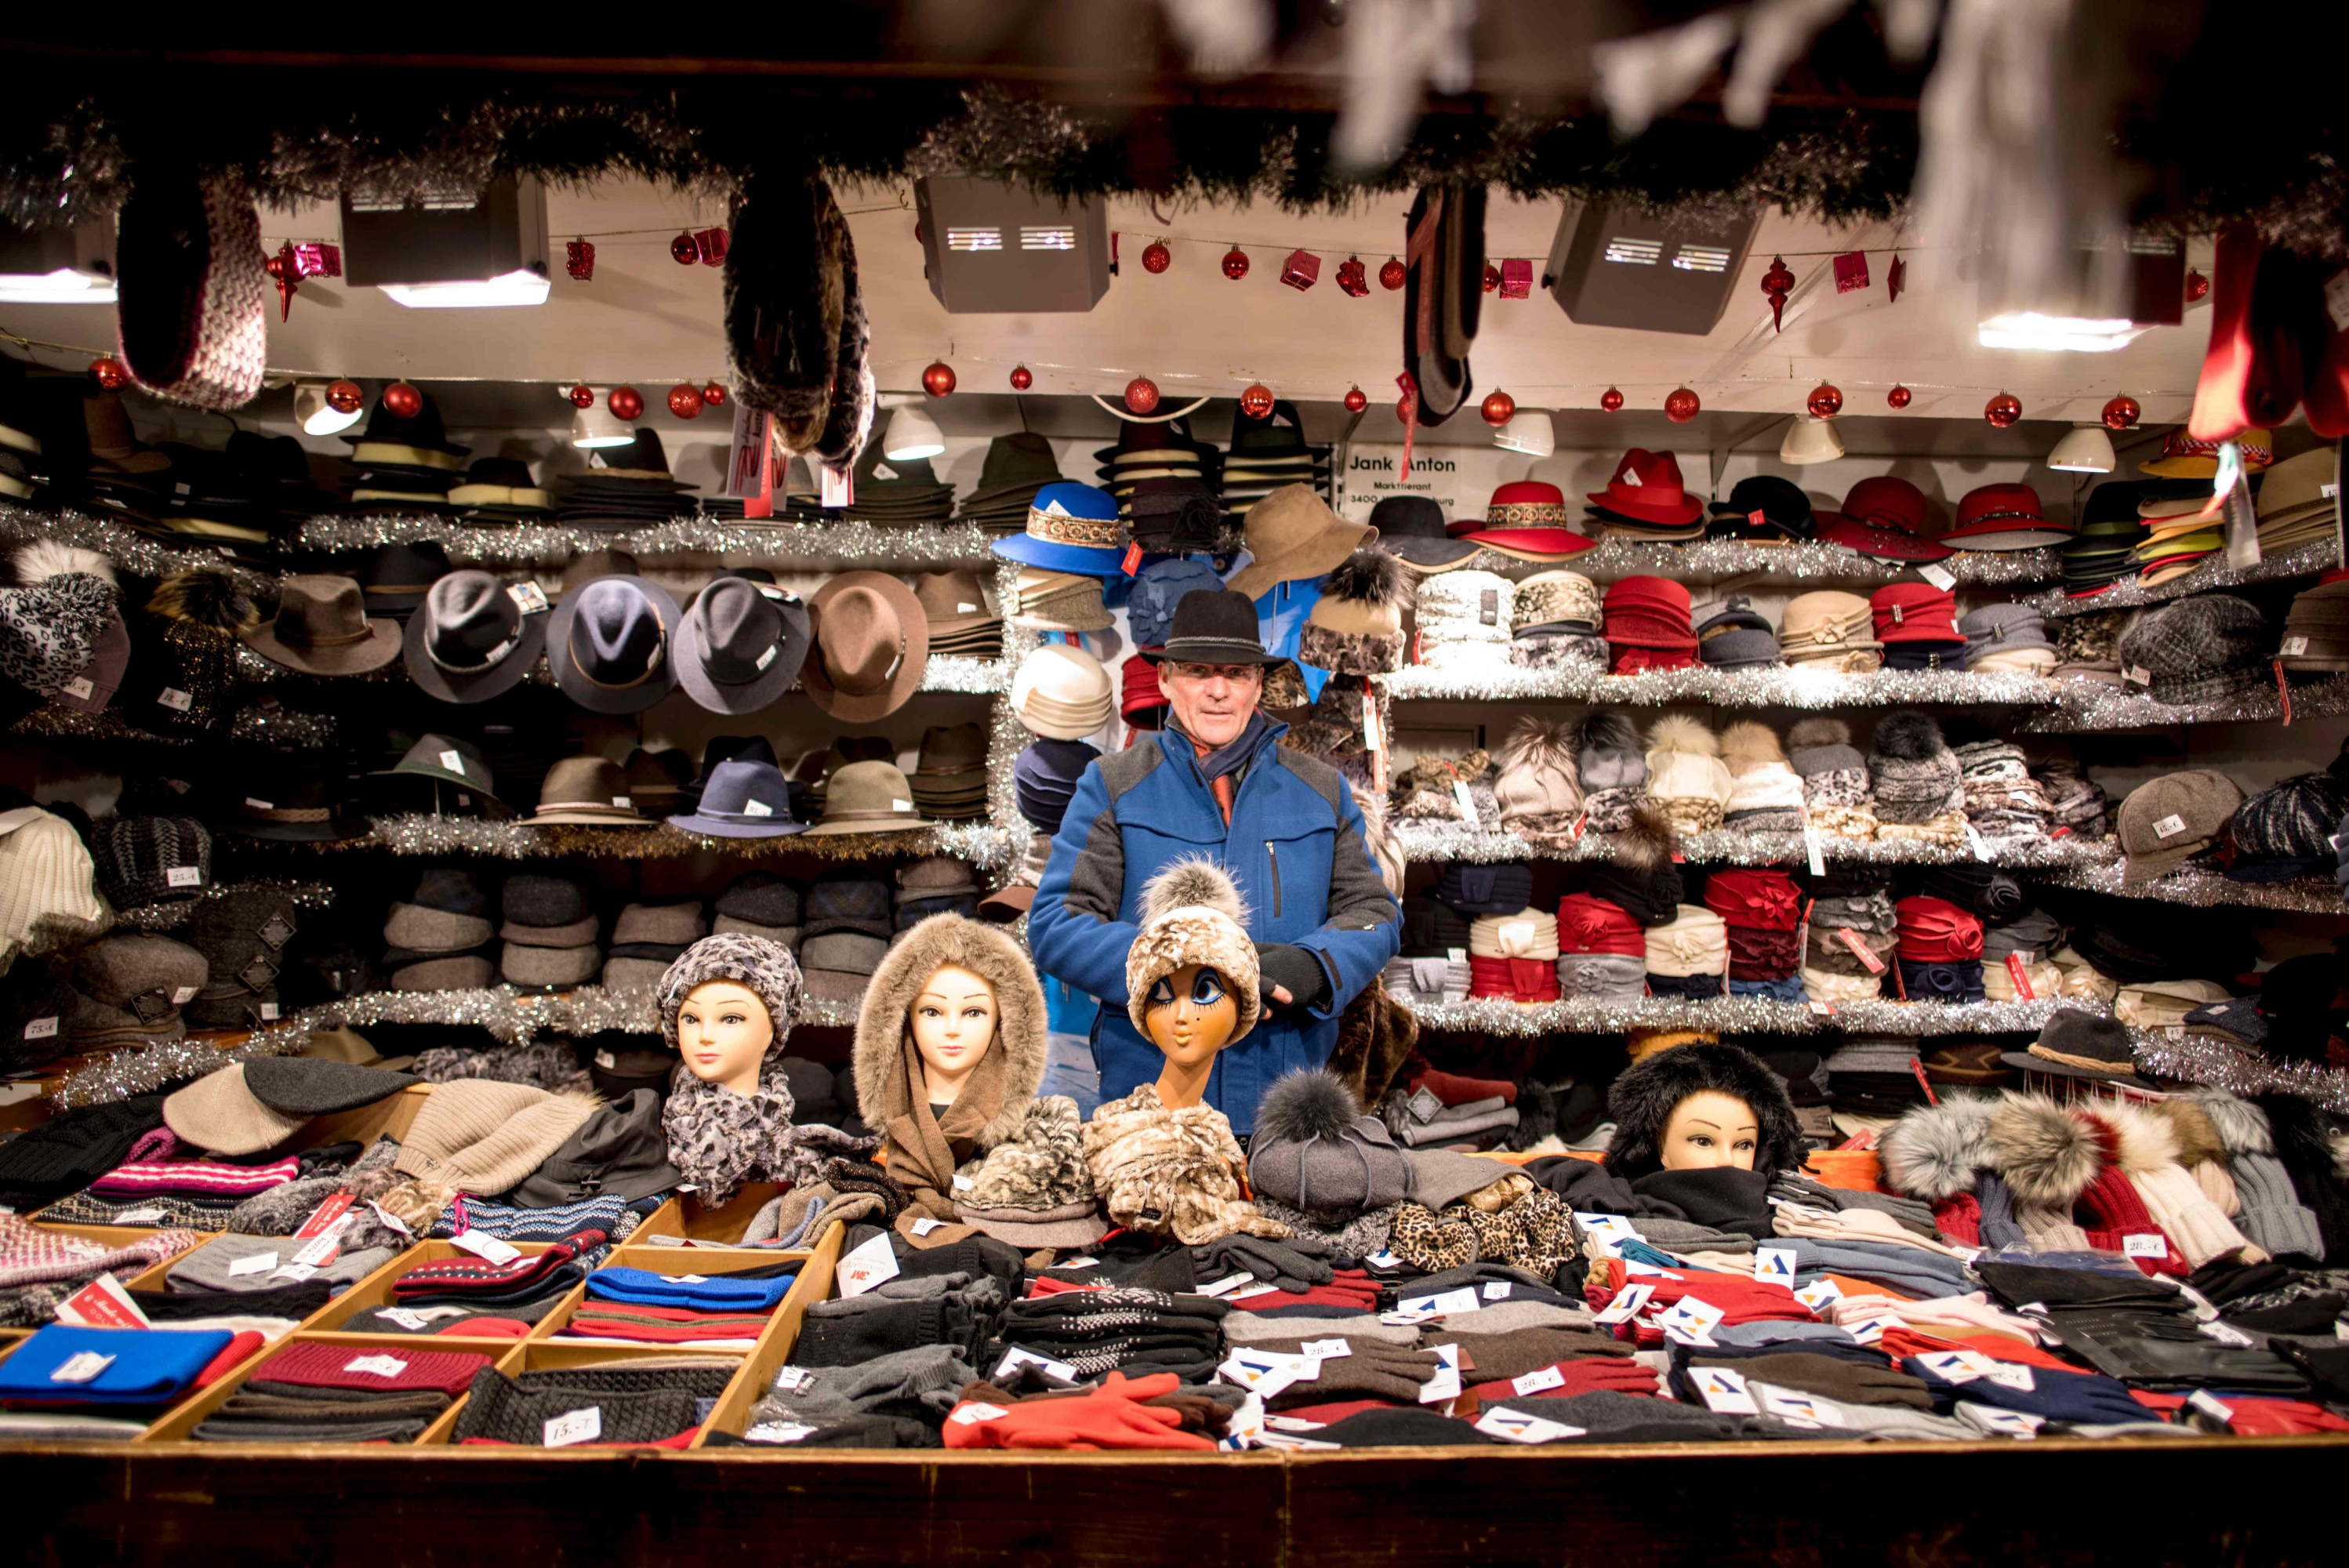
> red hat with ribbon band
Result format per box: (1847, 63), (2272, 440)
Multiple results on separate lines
(1895, 895), (1985, 962)
(1702, 868), (1801, 932)
(1585, 450), (1705, 528)
(1556, 894), (1646, 956)
(1941, 482), (2075, 551)
(1868, 582), (1962, 644)
(1468, 954), (1560, 1002)
(1456, 481), (1596, 561)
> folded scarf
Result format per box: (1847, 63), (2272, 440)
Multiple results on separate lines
(1081, 1084), (1289, 1245)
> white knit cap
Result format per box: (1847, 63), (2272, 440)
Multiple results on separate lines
(0, 809), (108, 964)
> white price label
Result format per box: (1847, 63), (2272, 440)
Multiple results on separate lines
(450, 1230), (521, 1265)
(1692, 1366), (1758, 1414)
(2149, 815), (2187, 842)
(22, 1015), (57, 1040)
(951, 1174), (975, 1192)
(2123, 664), (2151, 687)
(257, 1003), (279, 1020)
(1805, 826), (1826, 877)
(380, 1308), (430, 1331)
(1418, 1344), (1461, 1405)
(271, 1262), (320, 1283)
(1299, 1339), (1352, 1360)
(1511, 1365), (1567, 1396)
(772, 1367), (814, 1392)
(48, 1351), (115, 1385)
(742, 797), (775, 817)
(908, 1217), (945, 1236)
(1473, 1406), (1585, 1444)
(1753, 1247), (1799, 1287)
(1916, 563), (1956, 591)
(61, 676), (94, 700)
(1396, 1287), (1481, 1317)
(343, 1355), (409, 1378)
(1365, 1249), (1403, 1271)
(2326, 269), (2349, 332)
(437, 750), (466, 773)
(171, 985), (198, 1004)
(1758, 1387), (1846, 1427)
(1592, 1283), (1656, 1325)
(949, 1402), (1007, 1426)
(1793, 1279), (1844, 1314)
(111, 1207), (165, 1226)
(227, 1250), (279, 1276)
(994, 1347), (1078, 1383)
(1966, 1407), (2042, 1438)
(507, 582), (550, 615)
(1657, 1298), (1726, 1346)
(2198, 1320), (2256, 1348)
(656, 1275), (709, 1285)
(1196, 1272), (1260, 1299)
(2187, 1388), (2236, 1425)
(2282, 637), (2311, 657)
(744, 1421), (818, 1444)
(1481, 1281), (1512, 1301)
(290, 1235), (341, 1269)
(543, 1406), (603, 1447)
(157, 688), (193, 711)
(836, 1232), (902, 1297)
(1451, 781), (1480, 828)
(2122, 1232), (2169, 1259)
(1058, 1257), (1098, 1270)
(165, 865), (203, 888)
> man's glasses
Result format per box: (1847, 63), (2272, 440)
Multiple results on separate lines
(1165, 662), (1262, 683)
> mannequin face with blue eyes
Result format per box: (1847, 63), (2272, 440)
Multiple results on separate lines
(1143, 962), (1240, 1091)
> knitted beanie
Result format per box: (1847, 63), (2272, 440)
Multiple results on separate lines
(1866, 710), (1963, 824)
(1494, 717), (1581, 833)
(1571, 712), (1647, 833)
(1643, 715), (1734, 835)
(88, 815), (212, 909)
(653, 933), (802, 1058)
(1123, 858), (1261, 1043)
(1719, 721), (1805, 828)
(0, 810), (107, 964)
(376, 1080), (601, 1229)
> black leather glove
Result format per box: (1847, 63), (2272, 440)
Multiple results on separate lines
(1254, 943), (1329, 1014)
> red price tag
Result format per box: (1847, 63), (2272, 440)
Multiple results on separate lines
(1121, 541), (1143, 575)
(2004, 953), (2037, 1001)
(1836, 927), (1886, 975)
(56, 1273), (151, 1329)
(294, 1192), (354, 1240)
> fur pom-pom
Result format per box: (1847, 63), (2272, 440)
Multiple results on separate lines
(16, 542), (114, 589)
(1571, 710), (1642, 760)
(1881, 1098), (1997, 1201)
(2191, 1091), (2273, 1156)
(1323, 548), (1413, 609)
(2151, 1100), (2227, 1170)
(1139, 855), (1248, 927)
(1871, 709), (1946, 761)
(1718, 720), (1785, 774)
(1787, 717), (1852, 751)
(1502, 714), (1576, 771)
(146, 568), (260, 631)
(1646, 713), (1717, 757)
(2097, 1102), (2181, 1175)
(1253, 1070), (1363, 1145)
(1986, 1094), (2102, 1208)
(1614, 799), (1676, 870)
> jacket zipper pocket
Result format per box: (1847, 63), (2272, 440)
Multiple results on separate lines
(1265, 840), (1282, 918)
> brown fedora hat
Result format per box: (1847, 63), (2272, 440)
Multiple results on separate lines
(801, 572), (930, 722)
(241, 575), (402, 676)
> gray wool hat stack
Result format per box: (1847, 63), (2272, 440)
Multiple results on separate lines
(384, 867), (498, 993)
(65, 934), (208, 1048)
(183, 887), (301, 1030)
(499, 873), (601, 993)
(713, 872), (802, 949)
(2115, 593), (2272, 706)
(604, 899), (708, 993)
(1866, 711), (1964, 824)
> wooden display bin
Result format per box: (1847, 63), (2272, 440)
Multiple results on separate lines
(629, 1181), (786, 1245)
(139, 1331), (515, 1446)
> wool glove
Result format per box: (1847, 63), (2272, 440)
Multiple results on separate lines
(2232, 1154), (2327, 1261)
(1189, 1234), (1337, 1294)
(942, 1371), (1214, 1450)
(1259, 1341), (1442, 1409)
(1688, 1350), (1935, 1411)
(1901, 1356), (2153, 1425)
(2042, 1305), (2308, 1391)
(1745, 1380), (1973, 1442)
(1226, 1275), (1381, 1312)
(1254, 944), (1331, 1014)
(1438, 1325), (1631, 1385)
(1472, 1355), (1658, 1402)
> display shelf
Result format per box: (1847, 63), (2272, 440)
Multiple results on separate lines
(109, 880), (339, 931)
(9, 707), (192, 747)
(2025, 537), (2344, 620)
(293, 514), (999, 572)
(0, 504), (279, 590)
(1379, 664), (2060, 707)
(226, 644), (1012, 695)
(2133, 1032), (2349, 1117)
(263, 815), (1022, 865)
(1392, 820), (2118, 871)
(1392, 993), (2096, 1038)
(2045, 860), (2346, 914)
(2024, 674), (2349, 731)
(1444, 536), (2060, 589)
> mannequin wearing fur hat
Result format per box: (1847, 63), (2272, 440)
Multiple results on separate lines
(853, 913), (1047, 1247)
(1082, 860), (1292, 1243)
(1603, 1041), (1803, 1237)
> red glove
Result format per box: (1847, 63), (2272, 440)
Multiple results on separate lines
(1232, 1271), (1381, 1312)
(1875, 1325), (2079, 1374)
(944, 1372), (1214, 1451)
(2132, 1392), (2349, 1436)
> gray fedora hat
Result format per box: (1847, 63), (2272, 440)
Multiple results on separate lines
(673, 576), (810, 715)
(402, 569), (549, 703)
(546, 575), (679, 715)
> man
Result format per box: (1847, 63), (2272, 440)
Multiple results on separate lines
(1028, 588), (1401, 1134)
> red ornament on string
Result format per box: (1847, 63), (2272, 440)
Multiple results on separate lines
(1761, 255), (1796, 332)
(1343, 385), (1368, 414)
(1222, 248), (1250, 281)
(1279, 250), (1320, 291)
(568, 384), (596, 409)
(326, 379), (365, 415)
(1481, 390), (1516, 426)
(565, 239), (595, 281)
(1336, 257), (1368, 298)
(263, 241), (300, 321)
(1240, 383), (1275, 419)
(384, 382), (424, 419)
(922, 361), (957, 397)
(1984, 391), (2023, 428)
(1806, 383), (1844, 419)
(607, 385), (644, 421)
(1887, 255), (1906, 304)
(2101, 394), (2141, 430)
(85, 356), (126, 390)
(1482, 263), (1501, 294)
(1009, 365), (1034, 391)
(1665, 387), (1701, 423)
(1141, 241), (1171, 274)
(668, 384), (705, 419)
(1599, 387), (1625, 413)
(1378, 256), (1406, 291)
(1886, 384), (1912, 410)
(670, 233), (699, 266)
(692, 227), (728, 267)
(2185, 269), (2209, 303)
(1124, 377), (1160, 416)
(702, 383), (727, 408)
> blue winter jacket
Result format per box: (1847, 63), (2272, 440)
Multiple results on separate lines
(1027, 721), (1402, 1134)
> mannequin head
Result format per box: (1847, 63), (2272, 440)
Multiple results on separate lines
(656, 933), (802, 1100)
(1143, 962), (1240, 1075)
(676, 979), (775, 1098)
(1125, 858), (1262, 1109)
(909, 963), (999, 1106)
(1602, 1040), (1803, 1180)
(1658, 1088), (1761, 1171)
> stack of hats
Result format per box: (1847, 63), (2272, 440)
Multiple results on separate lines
(603, 901), (706, 993)
(449, 456), (554, 524)
(1011, 643), (1113, 739)
(2278, 572), (2349, 677)
(2131, 489), (2229, 586)
(1695, 597), (1783, 670)
(1553, 894), (1645, 1002)
(183, 888), (301, 1030)
(1219, 400), (1327, 514)
(1467, 906), (1560, 1004)
(1959, 603), (2057, 676)
(1298, 548), (1412, 675)
(1433, 859), (1534, 918)
(2031, 757), (2110, 839)
(557, 430), (695, 528)
(1779, 590), (1881, 672)
(909, 723), (989, 822)
(847, 443), (954, 527)
(1893, 895), (1985, 1003)
(1494, 717), (1581, 842)
(914, 570), (1004, 659)
(713, 873), (801, 949)
(791, 738), (888, 823)
(1707, 475), (1812, 542)
(1788, 720), (1875, 839)
(1120, 654), (1167, 728)
(1915, 861), (2025, 925)
(1385, 895), (1472, 1006)
(1454, 481), (1596, 562)
(2061, 484), (2155, 596)
(1127, 558), (1221, 653)
(1643, 716), (1733, 835)
(2113, 976), (2232, 1029)
(1941, 483), (2074, 552)
(1413, 570), (1515, 673)
(166, 433), (337, 546)
(1703, 869), (1802, 996)
(896, 856), (980, 929)
(1509, 569), (1606, 670)
(2051, 609), (2128, 687)
(955, 434), (1064, 535)
(1948, 724), (2050, 840)
(1821, 1037), (1927, 1116)
(1014, 738), (1098, 833)
(64, 935), (206, 1051)
(88, 812), (212, 912)
(1095, 417), (1219, 516)
(1645, 906), (1727, 999)
(1006, 568), (1113, 637)
(1719, 721), (1805, 833)
(623, 748), (694, 819)
(1869, 583), (1965, 671)
(2226, 758), (2349, 883)
(2115, 593), (2272, 706)
(1581, 451), (1705, 543)
(800, 869), (891, 1002)
(342, 394), (467, 513)
(1981, 908), (2067, 1000)
(1818, 477), (1950, 564)
(1803, 884), (1897, 1005)
(1867, 711), (1966, 843)
(1600, 576), (1698, 673)
(2253, 447), (2340, 557)
(1371, 495), (1477, 576)
(499, 875), (601, 993)
(1570, 713), (1648, 833)
(1127, 478), (1226, 555)
(385, 869), (498, 993)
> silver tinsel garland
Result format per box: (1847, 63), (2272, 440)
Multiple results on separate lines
(2028, 538), (2344, 621)
(259, 815), (1026, 868)
(2133, 1034), (2349, 1118)
(111, 880), (337, 931)
(2028, 675), (2349, 732)
(0, 503), (278, 591)
(293, 513), (997, 571)
(1396, 993), (2093, 1038)
(2048, 861), (2345, 914)
(9, 706), (191, 747)
(229, 641), (1011, 696)
(1451, 538), (2060, 588)
(1393, 821), (2120, 871)
(1381, 663), (2060, 708)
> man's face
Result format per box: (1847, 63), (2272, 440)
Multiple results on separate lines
(1160, 661), (1262, 747)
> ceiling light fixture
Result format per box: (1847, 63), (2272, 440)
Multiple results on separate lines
(1492, 410), (1555, 458)
(570, 401), (634, 449)
(884, 405), (946, 462)
(1780, 413), (1845, 465)
(0, 217), (116, 304)
(2045, 424), (2118, 473)
(293, 381), (365, 436)
(346, 175), (552, 310)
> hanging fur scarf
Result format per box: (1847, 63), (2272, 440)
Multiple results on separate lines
(1081, 1084), (1291, 1245)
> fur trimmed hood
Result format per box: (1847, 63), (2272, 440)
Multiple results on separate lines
(1124, 857), (1262, 1044)
(1880, 1096), (1997, 1201)
(1984, 1094), (2102, 1209)
(852, 913), (1047, 1150)
(1602, 1042), (1803, 1179)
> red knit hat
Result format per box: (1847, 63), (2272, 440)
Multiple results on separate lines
(1556, 893), (1646, 956)
(2071, 1116), (2186, 1276)
(1120, 652), (1165, 719)
(1705, 868), (1801, 931)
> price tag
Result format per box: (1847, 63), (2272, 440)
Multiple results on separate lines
(1299, 1339), (1352, 1360)
(54, 1273), (152, 1329)
(165, 865), (203, 888)
(949, 1402), (1008, 1426)
(1836, 927), (1886, 974)
(745, 1421), (819, 1444)
(543, 1406), (603, 1447)
(271, 1262), (319, 1282)
(245, 797), (274, 811)
(2187, 1388), (2235, 1426)
(1058, 1256), (1098, 1270)
(1120, 541), (1143, 575)
(1481, 1282), (1512, 1301)
(994, 1347), (1078, 1383)
(1511, 1364), (1567, 1396)
(343, 1355), (409, 1379)
(1758, 1387), (1846, 1427)
(1916, 562), (1957, 591)
(1691, 1366), (1758, 1414)
(450, 1230), (521, 1265)
(111, 1206), (165, 1226)
(2123, 664), (2151, 687)
(294, 1192), (354, 1240)
(742, 798), (775, 817)
(1657, 1298), (1726, 1345)
(755, 643), (780, 671)
(1592, 1283), (1655, 1325)
(1967, 1407), (2042, 1437)
(171, 985), (199, 1004)
(1364, 1248), (1403, 1271)
(48, 1351), (115, 1385)
(1451, 781), (1480, 827)
(771, 1367), (814, 1392)
(227, 1250), (280, 1277)
(1793, 1279), (1844, 1314)
(951, 1174), (975, 1192)
(507, 582), (550, 615)
(1965, 823), (1992, 862)
(2150, 815), (2187, 841)
(289, 1235), (340, 1269)
(1196, 1272), (1261, 1299)
(1843, 1312), (1897, 1345)
(836, 1231), (902, 1297)
(1805, 825), (1827, 877)
(1396, 1287), (1482, 1317)
(379, 1308), (430, 1331)
(656, 1276), (710, 1285)
(1218, 1349), (1316, 1400)
(437, 749), (467, 773)
(1363, 691), (1381, 751)
(61, 676), (95, 700)
(909, 1217), (945, 1236)
(1752, 1246), (1799, 1287)
(1473, 1406), (1585, 1444)
(2282, 636), (2311, 657)
(1418, 1344), (1462, 1404)
(1917, 1350), (1984, 1385)
(2122, 1233), (2169, 1260)
(157, 688), (194, 712)
(2198, 1320), (2256, 1348)
(23, 1015), (58, 1040)
(368, 1201), (414, 1237)
(257, 1003), (278, 1020)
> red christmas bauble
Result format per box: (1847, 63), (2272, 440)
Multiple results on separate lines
(1886, 384), (1913, 410)
(89, 356), (129, 390)
(608, 385), (644, 421)
(1481, 390), (1516, 426)
(1378, 256), (1406, 291)
(1344, 385), (1368, 414)
(1009, 365), (1034, 391)
(1665, 387), (1701, 423)
(1124, 377), (1160, 415)
(568, 383), (596, 409)
(326, 379), (365, 415)
(668, 383), (705, 419)
(922, 361), (957, 397)
(2185, 269), (2210, 303)
(1222, 247), (1250, 281)
(2101, 394), (2141, 431)
(1984, 391), (2023, 428)
(701, 382), (727, 408)
(670, 232), (699, 266)
(384, 381), (424, 419)
(1142, 241), (1171, 275)
(1240, 383), (1275, 419)
(1806, 383), (1844, 419)
(1482, 263), (1501, 294)
(1599, 386), (1625, 413)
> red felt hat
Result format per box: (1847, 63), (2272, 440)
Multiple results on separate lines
(1585, 450), (1704, 528)
(1120, 652), (1165, 717)
(1602, 575), (1693, 615)
(1458, 525), (1597, 561)
(1843, 476), (1932, 534)
(1868, 582), (1962, 644)
(1468, 953), (1560, 1003)
(1942, 482), (2074, 551)
(1557, 894), (1646, 956)
(1816, 512), (1953, 564)
(1894, 895), (1984, 962)
(1703, 869), (1801, 931)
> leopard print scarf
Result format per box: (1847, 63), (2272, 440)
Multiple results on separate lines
(661, 1057), (800, 1206)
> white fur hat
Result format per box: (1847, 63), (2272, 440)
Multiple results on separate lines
(1124, 857), (1261, 1044)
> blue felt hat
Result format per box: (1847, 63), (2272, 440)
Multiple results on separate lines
(1127, 557), (1224, 650)
(989, 483), (1131, 576)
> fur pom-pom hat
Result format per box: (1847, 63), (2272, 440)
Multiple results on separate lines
(1983, 1093), (2103, 1209)
(147, 566), (260, 632)
(724, 174), (870, 473)
(1644, 713), (1734, 832)
(0, 544), (119, 706)
(1301, 548), (1414, 674)
(1247, 1069), (1415, 1221)
(1602, 1041), (1803, 1178)
(1496, 716), (1582, 828)
(1572, 711), (1648, 833)
(1124, 857), (1262, 1043)
(1881, 1096), (1998, 1200)
(1868, 709), (1964, 823)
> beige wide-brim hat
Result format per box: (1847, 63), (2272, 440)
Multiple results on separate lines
(163, 1062), (302, 1156)
(800, 760), (933, 837)
(802, 572), (931, 722)
(1225, 485), (1377, 600)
